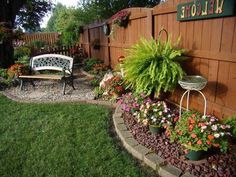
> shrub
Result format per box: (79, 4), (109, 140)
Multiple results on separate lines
(14, 46), (31, 60)
(223, 116), (236, 139)
(123, 36), (188, 98)
(7, 64), (29, 79)
(0, 68), (8, 79)
(83, 58), (101, 71)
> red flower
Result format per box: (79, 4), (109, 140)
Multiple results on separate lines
(191, 133), (197, 138)
(197, 140), (202, 145)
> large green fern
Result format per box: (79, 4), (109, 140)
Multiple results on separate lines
(123, 36), (187, 97)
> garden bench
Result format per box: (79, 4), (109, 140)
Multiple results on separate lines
(19, 54), (75, 95)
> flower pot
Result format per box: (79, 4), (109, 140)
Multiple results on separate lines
(185, 150), (205, 161)
(149, 125), (162, 135)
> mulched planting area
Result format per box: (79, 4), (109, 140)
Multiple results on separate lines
(123, 112), (236, 177)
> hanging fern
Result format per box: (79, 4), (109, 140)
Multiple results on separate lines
(123, 36), (188, 97)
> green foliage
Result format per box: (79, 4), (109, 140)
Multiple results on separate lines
(46, 3), (83, 45)
(81, 0), (161, 20)
(0, 68), (8, 79)
(123, 36), (187, 96)
(14, 46), (31, 60)
(223, 116), (236, 138)
(83, 58), (102, 71)
(28, 40), (47, 49)
(16, 56), (30, 65)
(0, 95), (156, 177)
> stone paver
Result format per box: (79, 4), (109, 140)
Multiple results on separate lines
(158, 164), (182, 177)
(144, 153), (165, 170)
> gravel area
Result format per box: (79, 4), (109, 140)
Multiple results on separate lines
(123, 112), (236, 177)
(3, 74), (95, 102)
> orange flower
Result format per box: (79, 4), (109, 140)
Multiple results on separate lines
(191, 133), (197, 138)
(178, 130), (183, 135)
(197, 140), (202, 145)
(188, 125), (194, 132)
(208, 135), (214, 141)
(188, 118), (195, 124)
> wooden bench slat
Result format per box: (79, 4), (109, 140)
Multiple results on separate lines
(19, 74), (64, 80)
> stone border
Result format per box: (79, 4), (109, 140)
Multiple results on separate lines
(113, 104), (197, 177)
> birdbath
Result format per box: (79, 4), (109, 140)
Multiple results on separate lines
(178, 75), (207, 118)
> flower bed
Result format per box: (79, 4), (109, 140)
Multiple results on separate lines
(123, 111), (236, 177)
(117, 92), (236, 176)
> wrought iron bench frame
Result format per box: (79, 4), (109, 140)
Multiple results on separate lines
(19, 54), (75, 95)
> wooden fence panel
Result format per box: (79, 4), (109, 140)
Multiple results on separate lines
(79, 0), (236, 118)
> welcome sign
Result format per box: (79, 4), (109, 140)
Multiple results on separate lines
(177, 0), (236, 21)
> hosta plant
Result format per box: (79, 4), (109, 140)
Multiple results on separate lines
(123, 36), (188, 98)
(170, 111), (231, 153)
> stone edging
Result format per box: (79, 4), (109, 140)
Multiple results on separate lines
(113, 104), (197, 177)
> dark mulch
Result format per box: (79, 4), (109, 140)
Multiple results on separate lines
(123, 112), (236, 177)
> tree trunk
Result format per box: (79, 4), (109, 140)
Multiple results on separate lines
(0, 0), (25, 68)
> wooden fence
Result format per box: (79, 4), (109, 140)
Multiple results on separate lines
(20, 32), (60, 46)
(79, 0), (236, 118)
(32, 45), (85, 58)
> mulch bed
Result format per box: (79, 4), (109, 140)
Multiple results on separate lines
(123, 112), (236, 177)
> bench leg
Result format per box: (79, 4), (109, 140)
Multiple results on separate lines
(63, 80), (66, 95)
(20, 79), (23, 90)
(71, 78), (75, 90)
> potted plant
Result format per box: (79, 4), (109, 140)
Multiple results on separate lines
(123, 32), (188, 100)
(138, 100), (175, 134)
(111, 10), (130, 28)
(170, 111), (231, 161)
(91, 39), (100, 50)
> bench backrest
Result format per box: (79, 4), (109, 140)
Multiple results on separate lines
(30, 54), (73, 74)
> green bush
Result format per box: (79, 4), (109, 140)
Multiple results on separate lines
(0, 68), (8, 79)
(223, 116), (236, 138)
(14, 46), (31, 60)
(16, 55), (30, 65)
(83, 58), (101, 71)
(123, 36), (188, 97)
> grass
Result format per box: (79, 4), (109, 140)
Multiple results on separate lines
(0, 95), (155, 177)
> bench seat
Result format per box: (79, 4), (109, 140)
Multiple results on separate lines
(19, 74), (69, 80)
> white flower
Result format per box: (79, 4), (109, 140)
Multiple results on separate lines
(144, 109), (148, 114)
(211, 125), (218, 131)
(133, 112), (137, 116)
(146, 102), (150, 108)
(153, 109), (158, 112)
(201, 126), (207, 130)
(168, 114), (171, 118)
(153, 118), (157, 122)
(220, 132), (225, 136)
(159, 111), (163, 116)
(214, 133), (220, 138)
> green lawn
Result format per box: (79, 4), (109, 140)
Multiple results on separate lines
(0, 95), (155, 177)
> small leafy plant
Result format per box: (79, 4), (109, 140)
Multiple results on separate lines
(223, 116), (236, 139)
(170, 111), (231, 152)
(83, 58), (102, 72)
(123, 36), (187, 98)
